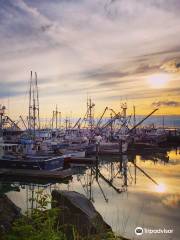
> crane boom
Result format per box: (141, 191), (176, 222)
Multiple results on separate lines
(101, 112), (121, 129)
(73, 117), (81, 128)
(96, 107), (108, 127)
(109, 108), (118, 116)
(19, 115), (27, 130)
(128, 108), (158, 133)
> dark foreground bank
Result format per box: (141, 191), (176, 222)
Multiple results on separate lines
(0, 190), (128, 240)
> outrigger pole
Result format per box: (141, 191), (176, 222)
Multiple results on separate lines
(128, 108), (158, 133)
(96, 107), (108, 128)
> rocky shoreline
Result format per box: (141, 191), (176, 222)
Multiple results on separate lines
(0, 195), (21, 235)
(0, 191), (129, 240)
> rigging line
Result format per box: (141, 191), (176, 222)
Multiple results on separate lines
(96, 180), (108, 202)
(127, 165), (133, 180)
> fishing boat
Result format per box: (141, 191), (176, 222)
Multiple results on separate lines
(0, 74), (69, 171)
(93, 135), (128, 154)
(134, 126), (166, 143)
(0, 135), (68, 171)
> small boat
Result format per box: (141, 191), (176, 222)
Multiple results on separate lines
(0, 137), (68, 171)
(0, 154), (66, 171)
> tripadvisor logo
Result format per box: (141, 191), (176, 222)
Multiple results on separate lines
(135, 226), (173, 236)
(135, 227), (144, 236)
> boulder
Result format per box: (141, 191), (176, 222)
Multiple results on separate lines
(52, 190), (112, 237)
(0, 195), (21, 234)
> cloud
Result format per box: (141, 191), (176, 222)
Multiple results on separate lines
(0, 0), (180, 116)
(161, 59), (180, 73)
(0, 75), (51, 99)
(162, 194), (180, 209)
(81, 68), (128, 81)
(99, 87), (180, 102)
(140, 46), (180, 58)
(82, 63), (160, 80)
(152, 100), (180, 107)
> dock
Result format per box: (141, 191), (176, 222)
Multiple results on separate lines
(0, 158), (96, 183)
(92, 150), (124, 156)
(66, 157), (96, 165)
(0, 168), (73, 182)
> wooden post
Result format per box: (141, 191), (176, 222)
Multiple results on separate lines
(119, 139), (122, 172)
(119, 139), (122, 154)
(134, 158), (136, 184)
(95, 143), (99, 180)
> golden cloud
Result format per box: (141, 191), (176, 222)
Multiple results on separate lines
(161, 60), (180, 73)
(162, 194), (180, 208)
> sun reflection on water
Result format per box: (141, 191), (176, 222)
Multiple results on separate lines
(155, 183), (167, 193)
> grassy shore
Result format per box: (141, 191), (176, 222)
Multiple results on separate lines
(2, 191), (128, 240)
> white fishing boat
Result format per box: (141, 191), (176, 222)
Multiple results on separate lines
(94, 135), (128, 154)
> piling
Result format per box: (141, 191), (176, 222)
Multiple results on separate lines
(95, 143), (99, 180)
(119, 139), (123, 172)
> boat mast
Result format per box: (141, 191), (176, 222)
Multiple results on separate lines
(28, 71), (32, 131)
(0, 105), (5, 136)
(32, 86), (36, 139)
(56, 105), (58, 129)
(0, 105), (5, 157)
(52, 106), (61, 130)
(121, 102), (127, 124)
(87, 98), (95, 129)
(35, 72), (40, 129)
(28, 71), (40, 140)
(86, 98), (95, 138)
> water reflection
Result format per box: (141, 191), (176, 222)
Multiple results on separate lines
(0, 147), (180, 239)
(0, 148), (178, 203)
(72, 148), (171, 202)
(155, 183), (167, 193)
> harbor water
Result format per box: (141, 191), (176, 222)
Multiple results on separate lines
(0, 147), (180, 240)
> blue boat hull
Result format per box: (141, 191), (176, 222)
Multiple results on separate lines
(0, 156), (65, 171)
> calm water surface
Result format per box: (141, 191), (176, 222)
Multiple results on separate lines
(1, 147), (180, 240)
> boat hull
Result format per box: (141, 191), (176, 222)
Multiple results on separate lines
(0, 156), (65, 171)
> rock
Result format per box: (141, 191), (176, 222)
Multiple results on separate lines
(52, 190), (112, 237)
(0, 194), (21, 234)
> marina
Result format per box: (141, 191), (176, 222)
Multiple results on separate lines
(0, 76), (180, 239)
(0, 147), (179, 240)
(1, 1), (180, 239)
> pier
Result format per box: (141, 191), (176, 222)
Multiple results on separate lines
(0, 168), (73, 182)
(65, 157), (96, 165)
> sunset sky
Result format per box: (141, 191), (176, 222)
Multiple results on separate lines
(0, 0), (180, 119)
